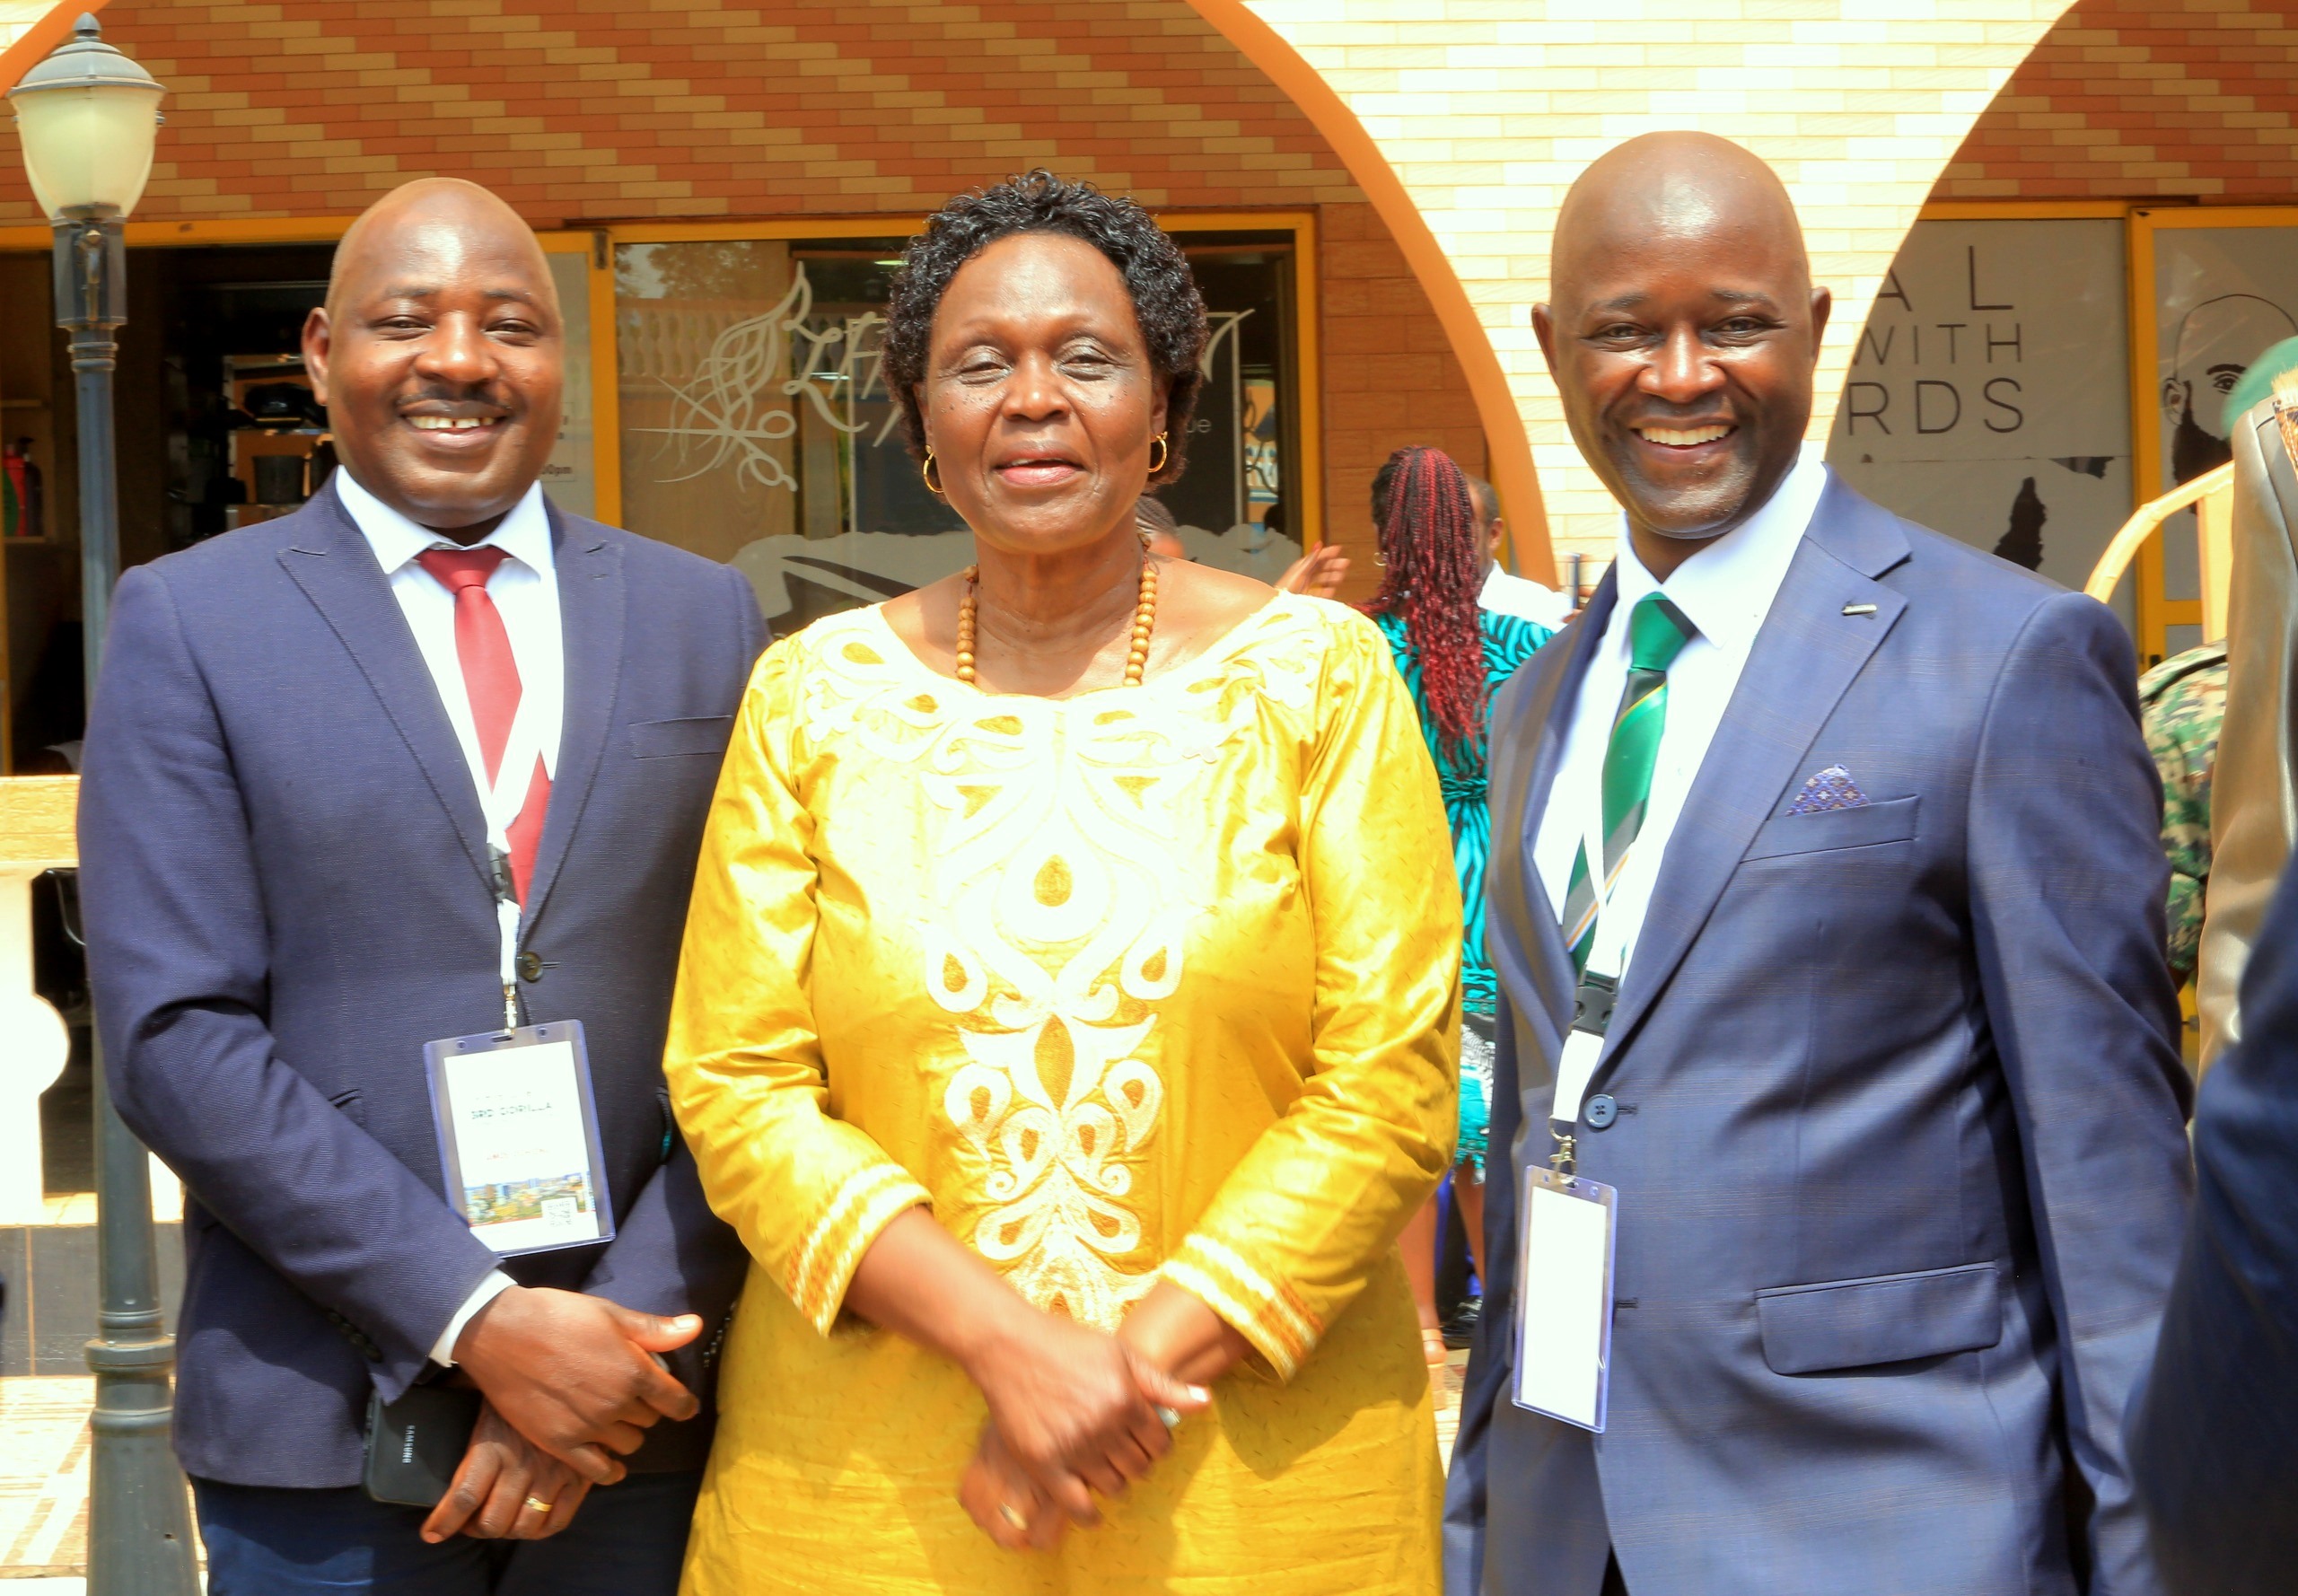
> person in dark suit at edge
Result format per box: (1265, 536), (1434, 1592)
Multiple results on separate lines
(76, 178), (767, 1593)
(1444, 133), (2193, 1596)
(2131, 847), (2298, 1594)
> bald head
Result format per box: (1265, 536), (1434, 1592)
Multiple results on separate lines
(1553, 133), (1808, 311)
(1535, 134), (1829, 571)
(327, 179), (557, 322)
(305, 178), (566, 539)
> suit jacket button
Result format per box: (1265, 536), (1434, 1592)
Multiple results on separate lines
(1584, 1093), (1618, 1130)
(517, 951), (544, 982)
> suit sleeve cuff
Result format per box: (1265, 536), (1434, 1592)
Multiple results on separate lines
(430, 1270), (515, 1367)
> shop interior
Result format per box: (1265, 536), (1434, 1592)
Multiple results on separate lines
(2, 241), (336, 777)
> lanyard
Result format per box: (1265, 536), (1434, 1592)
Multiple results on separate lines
(1549, 766), (1660, 1171)
(477, 704), (550, 1036)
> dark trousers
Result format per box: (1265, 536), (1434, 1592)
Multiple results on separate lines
(193, 1470), (702, 1595)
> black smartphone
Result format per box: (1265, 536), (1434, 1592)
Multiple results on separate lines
(363, 1383), (482, 1508)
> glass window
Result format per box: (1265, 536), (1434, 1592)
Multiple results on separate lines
(614, 230), (1302, 634)
(1826, 217), (2132, 622)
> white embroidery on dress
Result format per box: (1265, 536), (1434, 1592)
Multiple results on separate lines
(793, 602), (1325, 1326)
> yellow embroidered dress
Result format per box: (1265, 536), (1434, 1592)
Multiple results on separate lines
(664, 592), (1460, 1595)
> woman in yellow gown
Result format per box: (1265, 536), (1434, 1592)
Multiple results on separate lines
(664, 171), (1461, 1595)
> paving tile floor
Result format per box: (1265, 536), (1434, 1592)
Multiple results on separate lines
(0, 1377), (92, 1578)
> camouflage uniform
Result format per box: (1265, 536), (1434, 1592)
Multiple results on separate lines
(2140, 641), (2229, 986)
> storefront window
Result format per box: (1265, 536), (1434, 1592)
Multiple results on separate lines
(2147, 220), (2298, 656)
(1827, 217), (2132, 623)
(543, 248), (600, 519)
(614, 230), (1302, 634)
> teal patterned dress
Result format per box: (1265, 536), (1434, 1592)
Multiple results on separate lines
(1373, 607), (1553, 1175)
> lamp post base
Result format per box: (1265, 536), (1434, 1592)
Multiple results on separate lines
(84, 1046), (198, 1596)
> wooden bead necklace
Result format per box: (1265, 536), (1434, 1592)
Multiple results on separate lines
(954, 535), (1160, 688)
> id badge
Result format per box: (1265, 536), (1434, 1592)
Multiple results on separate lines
(1511, 1167), (1618, 1433)
(424, 1022), (614, 1257)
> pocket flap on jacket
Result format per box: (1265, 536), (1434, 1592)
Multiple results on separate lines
(628, 715), (734, 759)
(1757, 1261), (2001, 1375)
(1744, 794), (1920, 860)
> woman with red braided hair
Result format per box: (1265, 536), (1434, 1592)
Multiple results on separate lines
(1364, 445), (1556, 1374)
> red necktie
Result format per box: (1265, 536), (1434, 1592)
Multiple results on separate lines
(416, 548), (551, 905)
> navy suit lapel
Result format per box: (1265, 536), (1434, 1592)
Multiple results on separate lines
(1489, 571), (1618, 1048)
(276, 485), (493, 891)
(1597, 479), (1912, 1066)
(522, 507), (624, 929)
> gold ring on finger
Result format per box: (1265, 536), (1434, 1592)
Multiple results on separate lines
(998, 1503), (1029, 1531)
(523, 1496), (555, 1515)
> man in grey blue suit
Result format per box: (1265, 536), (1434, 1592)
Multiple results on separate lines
(1445, 133), (2194, 1595)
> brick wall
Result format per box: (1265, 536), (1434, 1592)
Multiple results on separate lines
(0, 0), (1475, 570)
(18, 0), (1366, 223)
(1941, 0), (2298, 198)
(1322, 199), (1487, 599)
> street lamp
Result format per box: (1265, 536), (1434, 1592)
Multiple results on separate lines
(8, 18), (194, 1596)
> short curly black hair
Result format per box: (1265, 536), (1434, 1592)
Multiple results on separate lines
(881, 171), (1209, 487)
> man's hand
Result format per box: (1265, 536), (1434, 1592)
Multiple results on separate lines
(421, 1401), (591, 1543)
(452, 1285), (702, 1486)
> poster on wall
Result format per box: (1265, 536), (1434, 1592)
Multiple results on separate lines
(2153, 225), (2298, 494)
(1826, 218), (2132, 625)
(2151, 224), (2298, 655)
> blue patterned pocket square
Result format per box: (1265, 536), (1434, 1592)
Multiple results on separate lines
(1788, 765), (1868, 814)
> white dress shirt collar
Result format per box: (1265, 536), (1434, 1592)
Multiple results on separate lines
(1609, 444), (1828, 657)
(1532, 448), (1832, 951)
(335, 468), (555, 579)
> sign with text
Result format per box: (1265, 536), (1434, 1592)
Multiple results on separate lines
(1827, 219), (2132, 621)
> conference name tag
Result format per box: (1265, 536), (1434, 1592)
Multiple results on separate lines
(423, 1022), (614, 1257)
(1512, 1167), (1618, 1433)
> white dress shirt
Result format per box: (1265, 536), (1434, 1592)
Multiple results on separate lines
(338, 469), (567, 1364)
(1481, 564), (1574, 629)
(339, 469), (565, 848)
(1531, 449), (1830, 978)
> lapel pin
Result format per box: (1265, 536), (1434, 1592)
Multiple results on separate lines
(1842, 602), (1878, 617)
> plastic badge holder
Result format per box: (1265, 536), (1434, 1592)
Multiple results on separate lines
(1511, 1167), (1618, 1434)
(424, 1021), (614, 1257)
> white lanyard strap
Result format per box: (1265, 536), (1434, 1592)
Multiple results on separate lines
(478, 700), (548, 1035)
(496, 889), (521, 1032)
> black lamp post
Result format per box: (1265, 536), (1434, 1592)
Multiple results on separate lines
(9, 17), (196, 1596)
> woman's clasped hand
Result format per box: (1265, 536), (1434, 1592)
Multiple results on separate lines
(952, 1308), (1207, 1550)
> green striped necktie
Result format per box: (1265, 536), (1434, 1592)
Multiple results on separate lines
(1562, 592), (1698, 973)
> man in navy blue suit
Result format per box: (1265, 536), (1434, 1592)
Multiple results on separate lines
(77, 179), (766, 1592)
(1446, 134), (2193, 1596)
(2130, 854), (2298, 1595)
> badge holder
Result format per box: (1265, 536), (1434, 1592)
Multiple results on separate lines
(420, 853), (613, 1257)
(1512, 1164), (1618, 1432)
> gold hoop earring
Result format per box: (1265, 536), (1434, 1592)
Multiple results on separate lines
(1148, 433), (1170, 475)
(1373, 549), (1387, 567)
(921, 450), (945, 496)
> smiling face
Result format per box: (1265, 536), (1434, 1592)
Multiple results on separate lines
(917, 230), (1168, 559)
(303, 180), (564, 538)
(1537, 136), (1829, 551)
